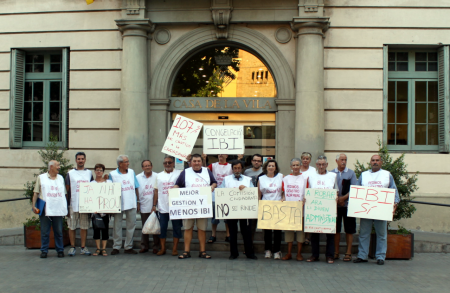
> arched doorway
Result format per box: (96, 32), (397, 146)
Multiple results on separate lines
(149, 26), (295, 172)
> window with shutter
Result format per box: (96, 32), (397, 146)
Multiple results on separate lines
(9, 48), (69, 148)
(438, 46), (449, 153)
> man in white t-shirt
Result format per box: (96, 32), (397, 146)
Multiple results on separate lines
(136, 160), (160, 254)
(307, 155), (338, 264)
(109, 155), (140, 255)
(65, 152), (93, 256)
(353, 155), (400, 265)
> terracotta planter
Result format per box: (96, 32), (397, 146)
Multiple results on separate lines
(369, 232), (414, 260)
(24, 226), (70, 249)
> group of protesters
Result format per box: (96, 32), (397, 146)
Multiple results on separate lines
(32, 150), (399, 265)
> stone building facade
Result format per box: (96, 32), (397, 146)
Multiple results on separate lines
(1, 0), (450, 232)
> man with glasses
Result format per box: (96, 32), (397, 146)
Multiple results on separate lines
(136, 160), (160, 254)
(154, 156), (182, 256)
(109, 155), (140, 255)
(244, 154), (263, 238)
(65, 152), (93, 256)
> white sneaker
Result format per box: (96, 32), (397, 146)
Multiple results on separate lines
(80, 247), (91, 256)
(274, 251), (282, 260)
(264, 250), (272, 259)
(68, 247), (76, 256)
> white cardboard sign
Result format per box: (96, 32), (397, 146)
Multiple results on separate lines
(304, 188), (337, 233)
(168, 187), (212, 220)
(214, 187), (259, 219)
(203, 125), (244, 155)
(78, 182), (122, 213)
(162, 115), (203, 161)
(347, 186), (396, 221)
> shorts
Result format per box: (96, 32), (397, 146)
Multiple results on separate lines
(336, 207), (356, 234)
(285, 230), (305, 243)
(183, 218), (208, 231)
(211, 202), (220, 225)
(67, 205), (90, 230)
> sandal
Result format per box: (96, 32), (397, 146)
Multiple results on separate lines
(343, 253), (352, 262)
(199, 251), (211, 259)
(178, 251), (191, 259)
(101, 249), (108, 256)
(93, 249), (101, 256)
(327, 257), (334, 264)
(334, 253), (340, 260)
(207, 236), (216, 243)
(303, 239), (311, 245)
(306, 256), (319, 262)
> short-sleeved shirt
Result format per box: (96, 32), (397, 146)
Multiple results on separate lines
(175, 168), (217, 188)
(330, 167), (358, 207)
(244, 167), (263, 187)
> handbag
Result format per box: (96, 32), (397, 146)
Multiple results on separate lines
(92, 213), (106, 230)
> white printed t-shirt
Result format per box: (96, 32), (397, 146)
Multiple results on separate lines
(136, 171), (158, 213)
(155, 169), (181, 214)
(259, 173), (284, 201)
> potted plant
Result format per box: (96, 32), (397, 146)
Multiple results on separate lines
(354, 140), (418, 260)
(23, 135), (73, 249)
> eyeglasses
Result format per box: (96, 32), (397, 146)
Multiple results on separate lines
(121, 161), (129, 164)
(163, 162), (173, 165)
(95, 169), (104, 172)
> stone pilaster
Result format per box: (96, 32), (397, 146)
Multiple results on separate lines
(115, 17), (154, 170)
(291, 0), (329, 161)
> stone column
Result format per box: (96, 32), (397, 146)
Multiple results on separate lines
(115, 19), (153, 169)
(291, 17), (329, 161)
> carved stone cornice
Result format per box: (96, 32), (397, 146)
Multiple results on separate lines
(210, 0), (233, 39)
(290, 17), (330, 37)
(115, 19), (155, 38)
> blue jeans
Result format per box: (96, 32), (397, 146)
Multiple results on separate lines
(357, 218), (387, 261)
(159, 213), (183, 239)
(39, 213), (64, 253)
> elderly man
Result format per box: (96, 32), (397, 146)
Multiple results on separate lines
(354, 155), (400, 265)
(219, 160), (257, 260)
(174, 153), (217, 259)
(136, 160), (160, 254)
(65, 152), (93, 256)
(306, 155), (338, 264)
(109, 155), (140, 255)
(330, 154), (358, 262)
(32, 160), (67, 258)
(154, 156), (182, 256)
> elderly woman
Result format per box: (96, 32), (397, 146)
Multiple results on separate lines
(258, 159), (284, 259)
(91, 164), (111, 256)
(282, 158), (308, 261)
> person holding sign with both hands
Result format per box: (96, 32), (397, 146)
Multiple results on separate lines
(218, 160), (257, 260)
(258, 159), (284, 259)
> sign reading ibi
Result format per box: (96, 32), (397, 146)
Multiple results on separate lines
(162, 115), (203, 161)
(347, 186), (396, 221)
(203, 125), (244, 155)
(168, 187), (212, 220)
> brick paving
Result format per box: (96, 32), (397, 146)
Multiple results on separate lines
(0, 246), (448, 293)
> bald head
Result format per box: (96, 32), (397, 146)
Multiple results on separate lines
(370, 155), (382, 172)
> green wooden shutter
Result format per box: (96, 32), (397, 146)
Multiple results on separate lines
(61, 48), (69, 148)
(9, 49), (26, 148)
(438, 46), (449, 153)
(382, 45), (389, 146)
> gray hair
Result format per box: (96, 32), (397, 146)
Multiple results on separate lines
(335, 153), (347, 160)
(290, 158), (301, 166)
(316, 155), (327, 163)
(164, 155), (175, 162)
(116, 155), (129, 167)
(48, 160), (57, 169)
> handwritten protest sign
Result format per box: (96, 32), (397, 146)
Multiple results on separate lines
(162, 115), (203, 161)
(304, 188), (337, 233)
(214, 187), (258, 220)
(168, 187), (212, 220)
(79, 182), (121, 213)
(203, 125), (244, 155)
(257, 200), (303, 231)
(348, 186), (396, 221)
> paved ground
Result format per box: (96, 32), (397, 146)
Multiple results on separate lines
(1, 247), (448, 293)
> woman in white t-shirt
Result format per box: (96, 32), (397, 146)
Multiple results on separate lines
(258, 159), (284, 260)
(300, 151), (316, 245)
(91, 163), (112, 256)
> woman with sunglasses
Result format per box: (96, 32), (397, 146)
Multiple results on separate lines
(258, 159), (284, 259)
(91, 164), (111, 256)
